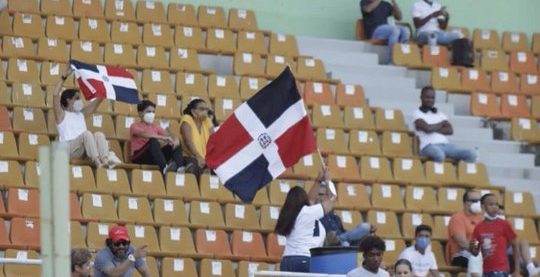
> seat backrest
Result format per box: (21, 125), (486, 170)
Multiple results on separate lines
(10, 217), (41, 250)
(73, 0), (103, 18)
(175, 26), (205, 50)
(265, 54), (296, 77)
(303, 81), (334, 106)
(437, 187), (464, 213)
(70, 221), (86, 248)
(104, 43), (137, 68)
(8, 58), (39, 83)
(0, 10), (11, 36)
(336, 84), (366, 107)
(473, 29), (501, 50)
(0, 131), (20, 159)
(165, 172), (201, 201)
(366, 210), (402, 238)
(371, 184), (404, 211)
(142, 23), (173, 48)
(481, 49), (508, 72)
(457, 162), (490, 187)
(118, 196), (154, 224)
(404, 186), (437, 212)
(268, 180), (296, 206)
(269, 33), (299, 57)
(266, 233), (286, 260)
(292, 154), (322, 179)
(153, 198), (189, 226)
(197, 5), (227, 28)
(131, 169), (167, 198)
(79, 18), (109, 43)
(360, 156), (393, 183)
(432, 67), (461, 91)
(96, 168), (131, 195)
(259, 205), (280, 232)
(296, 57), (327, 81)
(176, 72), (208, 97)
(37, 38), (70, 62)
(500, 94), (529, 118)
(225, 203), (260, 231)
(85, 113), (115, 139)
(316, 128), (348, 155)
(4, 249), (40, 276)
(239, 77), (267, 100)
(231, 230), (267, 261)
(311, 104), (343, 128)
(393, 158), (426, 184)
(199, 174), (236, 203)
(136, 0), (166, 22)
(195, 229), (233, 258)
(432, 215), (451, 240)
(491, 71), (518, 93)
(335, 183), (370, 211)
(189, 201), (225, 229)
(461, 68), (491, 92)
(171, 48), (200, 72)
(161, 257), (197, 277)
(41, 62), (69, 86)
(104, 0), (135, 20)
(334, 209), (364, 231)
(206, 28), (236, 54)
(81, 193), (118, 221)
(375, 108), (406, 131)
(12, 13), (43, 39)
(159, 225), (196, 255)
(327, 154), (360, 182)
(0, 160), (25, 187)
(8, 0), (39, 13)
(349, 130), (380, 156)
(238, 31), (267, 55)
(520, 73), (540, 95)
(12, 82), (45, 109)
(137, 45), (168, 69)
(207, 74), (240, 99)
(7, 188), (40, 218)
(382, 239), (406, 267)
(344, 106), (375, 129)
(401, 212), (434, 239)
(148, 94), (180, 119)
(71, 40), (103, 64)
(167, 3), (196, 25)
(392, 43), (422, 67)
(18, 133), (50, 160)
(425, 161), (458, 185)
(229, 8), (258, 31)
(470, 92), (501, 118)
(233, 52), (265, 77)
(502, 31), (529, 52)
(70, 165), (96, 193)
(508, 217), (539, 244)
(422, 45), (450, 67)
(504, 191), (536, 217)
(141, 69), (174, 94)
(200, 258), (235, 277)
(41, 0), (72, 16)
(126, 224), (161, 253)
(86, 222), (113, 250)
(381, 131), (413, 156)
(110, 21), (141, 45)
(46, 15), (76, 40)
(238, 261), (269, 277)
(2, 36), (35, 59)
(509, 51), (537, 74)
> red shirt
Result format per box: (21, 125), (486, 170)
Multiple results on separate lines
(129, 122), (167, 157)
(472, 219), (516, 273)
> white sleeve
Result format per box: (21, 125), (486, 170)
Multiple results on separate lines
(411, 3), (423, 18)
(397, 248), (408, 261)
(430, 252), (438, 270)
(303, 204), (325, 221)
(440, 112), (448, 121)
(412, 110), (423, 122)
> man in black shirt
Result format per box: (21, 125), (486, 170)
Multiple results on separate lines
(360, 0), (409, 64)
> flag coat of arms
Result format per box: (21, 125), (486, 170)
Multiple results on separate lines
(70, 60), (139, 104)
(206, 67), (317, 202)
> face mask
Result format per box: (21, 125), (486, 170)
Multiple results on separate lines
(143, 112), (155, 124)
(73, 100), (84, 112)
(497, 214), (506, 220)
(484, 212), (498, 221)
(470, 202), (482, 214)
(415, 237), (430, 250)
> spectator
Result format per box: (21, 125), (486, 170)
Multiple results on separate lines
(398, 224), (439, 277)
(411, 0), (462, 46)
(412, 86), (476, 162)
(130, 100), (191, 175)
(394, 259), (413, 277)
(347, 235), (390, 277)
(321, 212), (375, 247)
(360, 0), (410, 64)
(275, 169), (335, 273)
(53, 66), (121, 168)
(71, 248), (92, 277)
(447, 190), (484, 267)
(470, 193), (521, 277)
(94, 225), (151, 277)
(180, 99), (214, 176)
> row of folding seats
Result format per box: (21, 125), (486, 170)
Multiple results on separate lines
(432, 67), (540, 94)
(6, 0), (259, 31)
(393, 43), (540, 73)
(452, 28), (540, 53)
(470, 92), (538, 118)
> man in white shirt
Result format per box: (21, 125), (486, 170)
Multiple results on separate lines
(347, 236), (390, 277)
(412, 86), (476, 162)
(411, 0), (462, 46)
(398, 225), (439, 277)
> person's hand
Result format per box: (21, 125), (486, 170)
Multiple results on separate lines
(64, 64), (73, 77)
(171, 137), (180, 147)
(133, 245), (148, 259)
(469, 239), (479, 254)
(369, 225), (377, 234)
(196, 155), (206, 168)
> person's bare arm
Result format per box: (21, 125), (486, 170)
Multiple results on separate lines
(181, 122), (205, 167)
(132, 128), (170, 141)
(428, 269), (440, 277)
(52, 67), (73, 123)
(362, 0), (382, 13)
(101, 260), (133, 277)
(452, 232), (470, 250)
(391, 0), (402, 21)
(511, 239), (522, 277)
(81, 98), (104, 118)
(137, 265), (152, 277)
(438, 7), (449, 30)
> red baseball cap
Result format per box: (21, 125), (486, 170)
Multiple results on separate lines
(109, 225), (130, 243)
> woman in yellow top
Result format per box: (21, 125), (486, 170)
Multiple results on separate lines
(180, 99), (214, 176)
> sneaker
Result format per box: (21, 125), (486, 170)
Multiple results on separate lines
(107, 152), (122, 169)
(162, 162), (177, 175)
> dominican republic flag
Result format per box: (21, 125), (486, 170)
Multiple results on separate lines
(206, 67), (317, 202)
(70, 60), (139, 104)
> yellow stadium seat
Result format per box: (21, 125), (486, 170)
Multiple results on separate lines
(111, 21), (141, 45)
(491, 71), (518, 93)
(167, 3), (196, 25)
(311, 104), (343, 128)
(79, 18), (109, 43)
(225, 203), (260, 231)
(176, 72), (208, 97)
(142, 23), (174, 48)
(269, 33), (299, 57)
(206, 28), (236, 54)
(71, 40), (103, 64)
(405, 186), (437, 212)
(392, 43), (423, 68)
(461, 68), (491, 92)
(327, 154), (361, 182)
(437, 188), (465, 213)
(265, 54), (296, 78)
(504, 191), (536, 217)
(473, 29), (501, 50)
(73, 0), (103, 18)
(374, 108), (406, 131)
(175, 26), (205, 50)
(197, 5), (227, 28)
(238, 31), (267, 54)
(509, 51), (537, 74)
(12, 107), (47, 134)
(520, 73), (540, 95)
(367, 210), (402, 238)
(296, 57), (327, 81)
(190, 200), (225, 229)
(432, 67), (462, 91)
(233, 52), (265, 77)
(239, 77), (267, 100)
(457, 162), (490, 187)
(81, 193), (118, 222)
(381, 131), (413, 157)
(104, 0), (136, 21)
(344, 106), (375, 129)
(360, 156), (394, 183)
(371, 183), (405, 211)
(195, 229), (234, 259)
(425, 161), (458, 186)
(170, 48), (201, 72)
(46, 15), (76, 40)
(7, 58), (39, 83)
(38, 38), (70, 62)
(12, 13), (43, 39)
(95, 168), (131, 195)
(159, 228), (197, 257)
(137, 45), (168, 69)
(118, 196), (154, 224)
(126, 224), (161, 255)
(510, 118), (540, 143)
(502, 31), (529, 52)
(41, 0), (72, 16)
(141, 69), (173, 94)
(481, 50), (508, 72)
(259, 205), (280, 232)
(161, 257), (197, 276)
(136, 0), (166, 23)
(316, 128), (348, 155)
(229, 8), (258, 31)
(401, 212), (434, 239)
(199, 258), (235, 277)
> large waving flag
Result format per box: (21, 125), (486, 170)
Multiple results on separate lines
(70, 60), (139, 104)
(206, 67), (317, 202)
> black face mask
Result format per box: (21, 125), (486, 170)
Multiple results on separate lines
(419, 105), (437, 113)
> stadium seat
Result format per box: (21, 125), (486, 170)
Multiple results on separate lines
(7, 58), (39, 83)
(509, 51), (537, 74)
(46, 15), (76, 40)
(491, 71), (519, 93)
(311, 104), (343, 128)
(504, 191), (536, 217)
(70, 221), (86, 248)
(37, 38), (70, 62)
(268, 179), (296, 206)
(0, 82), (8, 107)
(136, 0), (166, 23)
(165, 172), (201, 201)
(12, 107), (47, 134)
(10, 217), (40, 250)
(18, 133), (49, 160)
(481, 50), (508, 72)
(335, 209), (364, 231)
(96, 168), (131, 195)
(392, 43), (423, 68)
(126, 224), (161, 255)
(367, 210), (401, 238)
(473, 29), (501, 50)
(422, 45), (450, 67)
(175, 26), (205, 50)
(344, 106), (375, 129)
(208, 74), (240, 99)
(316, 128), (348, 155)
(461, 68), (491, 92)
(176, 72), (208, 97)
(404, 186), (437, 212)
(86, 222), (113, 250)
(104, 42), (137, 67)
(170, 48), (201, 72)
(336, 84), (366, 107)
(84, 113), (115, 139)
(238, 261), (270, 277)
(132, 169), (167, 198)
(437, 187), (465, 213)
(118, 196), (154, 224)
(206, 28), (236, 54)
(167, 3), (196, 25)
(81, 193), (118, 222)
(533, 33), (540, 54)
(303, 81), (334, 106)
(4, 249), (40, 276)
(231, 230), (268, 261)
(508, 217), (539, 244)
(71, 40), (103, 64)
(114, 116), (137, 141)
(2, 36), (35, 59)
(501, 94), (529, 118)
(425, 161), (458, 186)
(265, 54), (296, 77)
(237, 31), (267, 54)
(470, 92), (501, 118)
(266, 233), (286, 262)
(69, 165), (96, 193)
(148, 94), (180, 119)
(502, 31), (529, 52)
(200, 258), (235, 277)
(239, 77), (266, 100)
(401, 212), (434, 239)
(233, 52), (265, 77)
(293, 153), (322, 179)
(199, 174), (236, 203)
(110, 21), (142, 45)
(0, 132), (19, 160)
(519, 73), (540, 95)
(360, 156), (394, 183)
(374, 108), (406, 131)
(79, 18), (109, 43)
(431, 241), (450, 268)
(195, 229), (234, 259)
(334, 183), (370, 210)
(41, 62), (67, 86)
(41, 0), (72, 16)
(532, 96), (540, 118)
(269, 33), (299, 57)
(141, 69), (173, 94)
(104, 0), (136, 20)
(0, 10), (11, 36)
(510, 118), (540, 142)
(197, 5), (227, 28)
(432, 67), (462, 91)
(432, 215), (451, 240)
(12, 13), (43, 39)
(327, 154), (361, 182)
(225, 203), (260, 231)
(142, 23), (174, 48)
(11, 82), (45, 109)
(0, 107), (10, 132)
(258, 205), (279, 233)
(137, 45), (168, 69)
(382, 239), (405, 268)
(190, 200), (225, 229)
(153, 198), (189, 226)
(161, 257), (197, 277)
(393, 158), (431, 186)
(229, 8), (258, 31)
(371, 184), (405, 211)
(381, 131), (413, 157)
(0, 160), (25, 188)
(8, 0), (38, 13)
(349, 130), (380, 156)
(135, 256), (159, 277)
(6, 188), (39, 218)
(73, 0), (103, 18)
(457, 162), (489, 187)
(296, 57), (327, 81)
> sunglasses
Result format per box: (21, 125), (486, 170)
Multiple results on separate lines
(467, 199), (480, 203)
(113, 240), (130, 247)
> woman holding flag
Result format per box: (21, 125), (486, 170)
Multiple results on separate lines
(53, 66), (121, 168)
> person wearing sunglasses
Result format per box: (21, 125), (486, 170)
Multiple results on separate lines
(447, 190), (484, 268)
(94, 225), (150, 277)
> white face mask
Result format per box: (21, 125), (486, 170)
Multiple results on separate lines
(484, 212), (498, 221)
(143, 112), (155, 124)
(497, 214), (506, 220)
(470, 202), (482, 214)
(73, 100), (84, 112)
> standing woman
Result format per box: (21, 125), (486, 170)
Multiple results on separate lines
(275, 169), (336, 273)
(53, 66), (121, 168)
(180, 99), (214, 176)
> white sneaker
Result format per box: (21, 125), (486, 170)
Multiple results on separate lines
(107, 152), (122, 168)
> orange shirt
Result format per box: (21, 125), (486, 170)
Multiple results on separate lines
(446, 210), (484, 264)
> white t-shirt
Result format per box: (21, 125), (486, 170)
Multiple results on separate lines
(347, 266), (390, 277)
(57, 111), (88, 142)
(398, 245), (438, 277)
(282, 204), (326, 257)
(411, 0), (443, 34)
(412, 108), (449, 150)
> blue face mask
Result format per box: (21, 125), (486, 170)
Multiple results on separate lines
(415, 237), (430, 250)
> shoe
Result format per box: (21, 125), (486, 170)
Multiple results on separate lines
(107, 152), (122, 169)
(162, 162), (177, 175)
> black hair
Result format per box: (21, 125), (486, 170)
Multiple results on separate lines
(463, 189), (477, 203)
(481, 193), (496, 205)
(394, 259), (413, 273)
(60, 89), (79, 109)
(415, 224), (432, 236)
(274, 186), (310, 236)
(421, 86), (434, 96)
(182, 98), (206, 116)
(207, 109), (219, 127)
(359, 235), (386, 253)
(137, 99), (156, 112)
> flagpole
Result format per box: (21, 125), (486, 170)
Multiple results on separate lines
(316, 148), (326, 171)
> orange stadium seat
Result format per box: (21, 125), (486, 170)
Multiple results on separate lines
(303, 81), (334, 106)
(231, 230), (268, 262)
(509, 51), (538, 74)
(500, 94), (529, 118)
(422, 45), (450, 67)
(461, 68), (491, 92)
(502, 31), (529, 52)
(470, 92), (501, 118)
(336, 84), (367, 107)
(533, 33), (540, 54)
(473, 29), (500, 50)
(491, 71), (519, 93)
(520, 73), (540, 95)
(195, 229), (234, 259)
(10, 217), (40, 250)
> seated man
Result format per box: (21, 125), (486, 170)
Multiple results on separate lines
(412, 86), (476, 162)
(411, 0), (462, 46)
(398, 224), (439, 277)
(360, 0), (410, 64)
(347, 235), (390, 277)
(321, 211), (375, 247)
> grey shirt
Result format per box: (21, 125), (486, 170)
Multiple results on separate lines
(93, 245), (146, 277)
